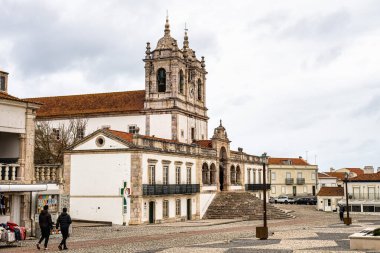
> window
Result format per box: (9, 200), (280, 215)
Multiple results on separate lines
(252, 171), (256, 184)
(149, 165), (155, 184)
(176, 167), (181, 184)
(95, 136), (105, 147)
(175, 199), (181, 216)
(197, 79), (202, 100)
(77, 127), (85, 139)
(281, 186), (286, 194)
(202, 163), (209, 184)
(230, 166), (236, 185)
(311, 172), (316, 180)
(163, 200), (169, 218)
(179, 70), (184, 94)
(187, 167), (191, 184)
(191, 128), (195, 141)
(128, 125), (138, 134)
(297, 172), (302, 179)
(157, 68), (166, 92)
(286, 172), (291, 179)
(258, 171), (262, 184)
(236, 167), (241, 185)
(210, 164), (216, 184)
(247, 169), (251, 184)
(52, 128), (60, 141)
(303, 186), (307, 193)
(163, 166), (169, 185)
(322, 183), (326, 187)
(271, 172), (276, 181)
(181, 130), (184, 138)
(363, 205), (375, 212)
(0, 76), (5, 91)
(271, 186), (276, 194)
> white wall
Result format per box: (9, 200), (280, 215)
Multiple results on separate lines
(0, 103), (26, 134)
(141, 153), (196, 184)
(74, 134), (128, 151)
(149, 114), (172, 139)
(177, 114), (207, 143)
(200, 193), (216, 218)
(317, 178), (338, 190)
(38, 114), (146, 138)
(70, 152), (131, 224)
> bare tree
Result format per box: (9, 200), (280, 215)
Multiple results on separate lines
(34, 119), (88, 164)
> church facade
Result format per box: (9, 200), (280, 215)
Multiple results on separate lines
(29, 18), (269, 225)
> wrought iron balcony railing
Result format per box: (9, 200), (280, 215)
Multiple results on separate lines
(245, 184), (271, 191)
(296, 178), (305, 185)
(142, 184), (200, 196)
(285, 178), (294, 185)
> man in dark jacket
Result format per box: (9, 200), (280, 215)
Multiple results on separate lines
(37, 205), (53, 250)
(56, 207), (72, 250)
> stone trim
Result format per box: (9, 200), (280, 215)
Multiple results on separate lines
(148, 159), (158, 164)
(174, 161), (183, 166)
(186, 162), (194, 166)
(161, 160), (171, 165)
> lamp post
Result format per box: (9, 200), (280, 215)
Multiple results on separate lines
(256, 152), (269, 240)
(344, 172), (352, 225)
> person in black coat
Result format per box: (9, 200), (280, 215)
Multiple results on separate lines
(37, 205), (53, 250)
(56, 207), (72, 250)
(339, 205), (345, 221)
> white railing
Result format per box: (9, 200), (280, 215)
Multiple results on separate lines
(34, 165), (63, 183)
(0, 163), (20, 181)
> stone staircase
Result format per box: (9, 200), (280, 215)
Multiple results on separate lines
(203, 191), (294, 220)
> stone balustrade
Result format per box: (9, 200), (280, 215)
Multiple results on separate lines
(0, 163), (20, 181)
(34, 165), (63, 183)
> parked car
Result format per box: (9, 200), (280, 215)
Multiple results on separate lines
(274, 195), (296, 204)
(295, 197), (317, 205)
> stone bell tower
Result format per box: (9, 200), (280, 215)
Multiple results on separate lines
(143, 17), (209, 143)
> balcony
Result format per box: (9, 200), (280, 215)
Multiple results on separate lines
(34, 165), (63, 184)
(296, 178), (305, 185)
(285, 178), (294, 185)
(0, 163), (20, 181)
(245, 184), (271, 191)
(142, 184), (200, 196)
(348, 193), (380, 201)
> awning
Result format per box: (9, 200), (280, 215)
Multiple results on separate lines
(0, 184), (48, 192)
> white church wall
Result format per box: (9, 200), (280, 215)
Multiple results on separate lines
(38, 114), (146, 138)
(70, 152), (131, 224)
(149, 114), (172, 139)
(74, 133), (128, 151)
(200, 192), (216, 218)
(0, 103), (26, 134)
(177, 114), (208, 143)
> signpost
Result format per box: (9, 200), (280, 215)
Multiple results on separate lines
(120, 181), (130, 226)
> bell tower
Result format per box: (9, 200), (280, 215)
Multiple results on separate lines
(143, 17), (209, 143)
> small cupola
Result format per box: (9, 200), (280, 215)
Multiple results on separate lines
(0, 69), (8, 93)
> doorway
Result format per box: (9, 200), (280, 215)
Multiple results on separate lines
(292, 186), (297, 196)
(148, 201), (155, 224)
(186, 199), (192, 220)
(312, 186), (316, 196)
(219, 166), (224, 191)
(324, 199), (332, 211)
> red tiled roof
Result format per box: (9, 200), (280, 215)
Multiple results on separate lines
(346, 168), (364, 175)
(325, 172), (346, 180)
(195, 140), (212, 148)
(268, 157), (310, 166)
(318, 172), (336, 178)
(350, 172), (380, 182)
(317, 187), (344, 197)
(0, 92), (39, 104)
(108, 129), (134, 143)
(27, 90), (145, 118)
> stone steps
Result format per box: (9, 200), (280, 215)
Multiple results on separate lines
(203, 191), (294, 220)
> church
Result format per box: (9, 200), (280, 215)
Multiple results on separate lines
(28, 17), (268, 225)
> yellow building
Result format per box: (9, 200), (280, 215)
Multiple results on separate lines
(268, 157), (318, 197)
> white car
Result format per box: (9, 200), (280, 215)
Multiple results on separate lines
(274, 195), (295, 204)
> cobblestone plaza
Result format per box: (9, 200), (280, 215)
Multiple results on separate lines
(1, 205), (378, 252)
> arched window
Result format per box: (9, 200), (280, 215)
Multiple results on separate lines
(210, 163), (216, 184)
(157, 68), (166, 92)
(202, 163), (210, 185)
(236, 166), (241, 185)
(179, 70), (184, 94)
(197, 79), (202, 100)
(230, 165), (236, 185)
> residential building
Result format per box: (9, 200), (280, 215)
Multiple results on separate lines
(317, 172), (338, 190)
(0, 69), (43, 232)
(317, 187), (344, 212)
(268, 157), (318, 197)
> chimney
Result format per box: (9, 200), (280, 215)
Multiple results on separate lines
(364, 166), (374, 174)
(101, 125), (111, 129)
(330, 167), (335, 172)
(238, 147), (243, 152)
(377, 167), (380, 173)
(299, 156), (302, 159)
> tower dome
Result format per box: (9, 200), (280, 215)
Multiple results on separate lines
(155, 17), (179, 51)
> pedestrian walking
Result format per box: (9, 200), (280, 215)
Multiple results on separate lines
(339, 205), (345, 221)
(56, 207), (72, 250)
(36, 205), (53, 250)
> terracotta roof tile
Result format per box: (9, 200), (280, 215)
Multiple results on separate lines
(268, 157), (310, 166)
(108, 129), (134, 142)
(0, 92), (39, 104)
(318, 172), (336, 178)
(346, 168), (364, 175)
(195, 140), (212, 148)
(27, 90), (145, 118)
(325, 172), (346, 180)
(317, 187), (344, 196)
(350, 172), (380, 182)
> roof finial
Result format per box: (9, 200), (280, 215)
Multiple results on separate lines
(220, 119), (222, 126)
(164, 11), (170, 36)
(183, 22), (189, 49)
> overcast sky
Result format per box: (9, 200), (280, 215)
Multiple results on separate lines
(1, 0), (380, 171)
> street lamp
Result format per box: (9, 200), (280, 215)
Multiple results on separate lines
(256, 152), (269, 240)
(344, 172), (352, 225)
